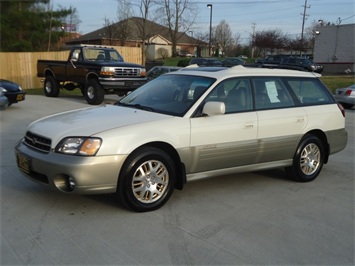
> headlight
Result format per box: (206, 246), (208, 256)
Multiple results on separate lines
(0, 87), (7, 93)
(56, 137), (102, 156)
(100, 67), (115, 75)
(140, 68), (146, 77)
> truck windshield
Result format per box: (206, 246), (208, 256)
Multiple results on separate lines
(83, 48), (124, 62)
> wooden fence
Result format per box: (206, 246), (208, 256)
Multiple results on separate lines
(0, 46), (142, 90)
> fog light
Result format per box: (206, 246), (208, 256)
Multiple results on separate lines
(68, 177), (76, 191)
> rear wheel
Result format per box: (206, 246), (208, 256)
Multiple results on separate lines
(117, 147), (176, 212)
(84, 79), (105, 105)
(44, 76), (60, 97)
(286, 134), (325, 182)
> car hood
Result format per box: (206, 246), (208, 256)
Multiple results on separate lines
(0, 79), (22, 92)
(28, 105), (171, 145)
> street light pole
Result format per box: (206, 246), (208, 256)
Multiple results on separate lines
(207, 4), (212, 57)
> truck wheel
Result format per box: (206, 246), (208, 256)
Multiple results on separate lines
(44, 76), (60, 97)
(285, 134), (325, 182)
(117, 147), (176, 212)
(84, 79), (105, 105)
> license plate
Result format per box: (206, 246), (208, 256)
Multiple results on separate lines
(16, 94), (24, 101)
(17, 154), (30, 174)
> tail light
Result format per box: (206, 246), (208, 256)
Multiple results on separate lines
(345, 90), (352, 96)
(337, 103), (345, 117)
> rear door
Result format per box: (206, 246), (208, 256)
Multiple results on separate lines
(252, 77), (307, 163)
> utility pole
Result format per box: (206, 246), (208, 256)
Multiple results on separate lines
(251, 22), (256, 58)
(300, 0), (310, 56)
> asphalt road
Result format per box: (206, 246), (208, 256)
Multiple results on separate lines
(1, 95), (354, 265)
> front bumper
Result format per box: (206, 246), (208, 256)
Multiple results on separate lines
(99, 77), (147, 90)
(5, 91), (26, 104)
(15, 140), (128, 194)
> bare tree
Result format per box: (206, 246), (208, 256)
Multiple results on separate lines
(102, 17), (115, 45)
(64, 6), (81, 32)
(158, 0), (197, 57)
(115, 0), (133, 46)
(131, 0), (158, 65)
(214, 20), (233, 56)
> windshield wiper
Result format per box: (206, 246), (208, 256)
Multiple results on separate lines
(116, 102), (155, 112)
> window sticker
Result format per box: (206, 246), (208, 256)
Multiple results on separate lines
(265, 81), (280, 103)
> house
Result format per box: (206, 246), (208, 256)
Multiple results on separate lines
(65, 17), (208, 60)
(313, 23), (354, 74)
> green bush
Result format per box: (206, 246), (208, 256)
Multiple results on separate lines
(177, 58), (190, 67)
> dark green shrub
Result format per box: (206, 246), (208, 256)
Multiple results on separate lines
(177, 58), (190, 67)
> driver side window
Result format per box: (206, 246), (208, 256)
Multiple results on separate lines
(206, 78), (253, 113)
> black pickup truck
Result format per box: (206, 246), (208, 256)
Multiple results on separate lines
(37, 46), (147, 105)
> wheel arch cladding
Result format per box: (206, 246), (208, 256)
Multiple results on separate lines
(132, 142), (186, 190)
(305, 130), (329, 164)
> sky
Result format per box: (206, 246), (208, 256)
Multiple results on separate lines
(53, 0), (355, 44)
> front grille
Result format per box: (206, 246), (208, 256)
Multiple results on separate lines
(24, 131), (51, 153)
(114, 68), (141, 77)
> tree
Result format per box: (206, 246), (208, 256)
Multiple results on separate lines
(131, 0), (158, 65)
(253, 29), (289, 56)
(214, 20), (233, 56)
(0, 0), (74, 52)
(115, 0), (134, 46)
(158, 0), (197, 57)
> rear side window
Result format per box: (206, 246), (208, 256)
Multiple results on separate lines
(285, 78), (334, 105)
(252, 78), (295, 110)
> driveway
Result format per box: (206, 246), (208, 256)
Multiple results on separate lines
(1, 95), (354, 265)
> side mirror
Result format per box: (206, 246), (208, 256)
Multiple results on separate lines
(71, 52), (79, 61)
(202, 101), (225, 116)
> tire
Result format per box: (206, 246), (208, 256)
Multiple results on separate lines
(84, 79), (105, 105)
(118, 147), (176, 212)
(286, 134), (325, 182)
(44, 76), (60, 97)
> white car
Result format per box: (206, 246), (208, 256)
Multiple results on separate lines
(15, 66), (348, 212)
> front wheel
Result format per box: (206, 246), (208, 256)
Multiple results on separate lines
(84, 79), (105, 105)
(44, 76), (60, 97)
(286, 135), (325, 182)
(118, 147), (176, 212)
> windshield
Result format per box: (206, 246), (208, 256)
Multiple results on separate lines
(118, 74), (215, 117)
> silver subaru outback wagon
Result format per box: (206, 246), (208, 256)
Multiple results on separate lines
(15, 66), (348, 212)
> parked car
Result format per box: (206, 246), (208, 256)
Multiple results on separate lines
(0, 79), (26, 106)
(146, 66), (181, 81)
(15, 66), (348, 212)
(189, 57), (222, 66)
(0, 89), (9, 110)
(334, 84), (355, 109)
(256, 55), (287, 68)
(222, 57), (245, 67)
(278, 57), (323, 73)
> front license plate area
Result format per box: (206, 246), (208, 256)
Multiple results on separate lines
(17, 154), (31, 174)
(16, 94), (25, 101)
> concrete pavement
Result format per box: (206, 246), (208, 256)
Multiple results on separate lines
(1, 95), (354, 265)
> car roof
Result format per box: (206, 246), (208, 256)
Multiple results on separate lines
(172, 65), (321, 79)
